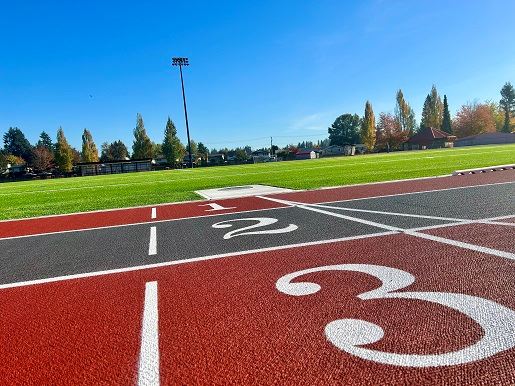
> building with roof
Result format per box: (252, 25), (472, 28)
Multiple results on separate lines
(454, 132), (515, 147)
(404, 127), (456, 150)
(295, 149), (320, 160)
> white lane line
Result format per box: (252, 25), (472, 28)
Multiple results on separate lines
(0, 231), (397, 290)
(302, 202), (467, 222)
(404, 230), (515, 260)
(138, 281), (160, 386)
(151, 207), (157, 220)
(260, 196), (515, 260)
(148, 227), (157, 256)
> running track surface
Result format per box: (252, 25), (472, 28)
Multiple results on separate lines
(1, 171), (514, 385)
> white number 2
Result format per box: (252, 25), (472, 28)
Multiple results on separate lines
(213, 218), (298, 240)
(276, 264), (515, 367)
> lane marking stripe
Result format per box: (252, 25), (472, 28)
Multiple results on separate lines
(0, 231), (397, 290)
(148, 227), (157, 256)
(260, 196), (515, 260)
(151, 207), (157, 220)
(138, 281), (160, 386)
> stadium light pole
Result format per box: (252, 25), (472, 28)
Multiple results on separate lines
(172, 57), (193, 168)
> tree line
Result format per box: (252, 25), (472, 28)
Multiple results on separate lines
(0, 113), (211, 173)
(328, 82), (515, 151)
(2, 82), (514, 173)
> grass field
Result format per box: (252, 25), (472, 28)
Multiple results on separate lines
(1, 144), (514, 220)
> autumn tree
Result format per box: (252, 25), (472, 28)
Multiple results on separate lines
(360, 101), (376, 151)
(376, 113), (408, 151)
(32, 146), (54, 172)
(500, 82), (515, 133)
(453, 102), (496, 138)
(395, 90), (416, 135)
(441, 95), (452, 133)
(81, 129), (99, 162)
(328, 114), (361, 145)
(132, 113), (153, 159)
(54, 127), (74, 173)
(420, 85), (443, 131)
(486, 101), (505, 132)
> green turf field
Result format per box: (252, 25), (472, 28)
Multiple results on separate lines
(1, 144), (514, 220)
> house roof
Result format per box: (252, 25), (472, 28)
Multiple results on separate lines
(407, 127), (456, 144)
(76, 158), (152, 166)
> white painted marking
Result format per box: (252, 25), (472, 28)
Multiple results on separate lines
(0, 206), (292, 241)
(138, 281), (160, 386)
(277, 264), (515, 367)
(404, 230), (515, 260)
(148, 227), (157, 256)
(261, 196), (515, 259)
(0, 231), (397, 290)
(307, 203), (467, 222)
(212, 217), (298, 239)
(151, 207), (157, 219)
(199, 203), (237, 212)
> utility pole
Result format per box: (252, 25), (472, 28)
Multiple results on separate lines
(270, 137), (273, 156)
(172, 57), (193, 168)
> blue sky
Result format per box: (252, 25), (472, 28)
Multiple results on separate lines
(1, 0), (514, 150)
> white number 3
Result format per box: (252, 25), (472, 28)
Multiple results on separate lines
(276, 264), (515, 367)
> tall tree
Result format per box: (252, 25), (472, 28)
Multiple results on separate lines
(197, 142), (208, 160)
(132, 113), (153, 159)
(394, 90), (416, 135)
(360, 101), (376, 151)
(500, 82), (515, 133)
(328, 114), (361, 145)
(420, 85), (443, 130)
(162, 117), (182, 165)
(441, 95), (452, 133)
(54, 127), (74, 173)
(81, 129), (99, 162)
(453, 102), (496, 138)
(37, 131), (54, 152)
(3, 127), (33, 163)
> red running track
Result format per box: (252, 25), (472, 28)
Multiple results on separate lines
(0, 196), (286, 239)
(270, 169), (515, 204)
(1, 233), (514, 385)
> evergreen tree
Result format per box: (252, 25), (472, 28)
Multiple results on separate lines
(395, 90), (417, 135)
(37, 131), (54, 152)
(328, 114), (361, 145)
(54, 127), (74, 173)
(360, 101), (376, 151)
(81, 129), (99, 162)
(441, 95), (452, 133)
(3, 127), (33, 163)
(132, 113), (153, 159)
(162, 117), (181, 165)
(197, 142), (208, 160)
(500, 82), (515, 133)
(420, 85), (443, 130)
